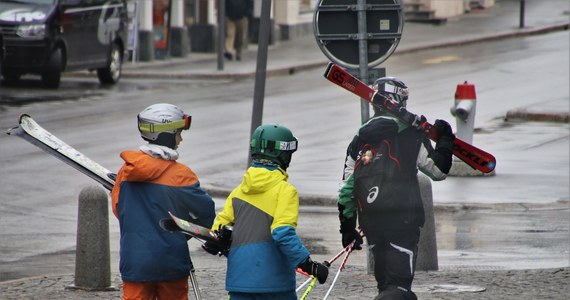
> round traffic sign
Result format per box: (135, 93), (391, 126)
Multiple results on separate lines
(313, 0), (404, 68)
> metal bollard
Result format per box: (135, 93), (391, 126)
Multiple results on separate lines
(67, 185), (116, 291)
(366, 174), (438, 273)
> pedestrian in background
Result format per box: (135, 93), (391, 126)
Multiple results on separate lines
(224, 0), (253, 61)
(112, 103), (216, 300)
(337, 78), (455, 300)
(202, 123), (329, 299)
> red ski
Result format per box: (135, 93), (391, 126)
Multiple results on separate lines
(323, 62), (496, 174)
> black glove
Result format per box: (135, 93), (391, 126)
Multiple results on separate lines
(341, 227), (362, 250)
(298, 257), (329, 284)
(433, 119), (455, 142)
(201, 225), (233, 257)
(413, 115), (428, 131)
(201, 240), (225, 256)
(339, 208), (362, 250)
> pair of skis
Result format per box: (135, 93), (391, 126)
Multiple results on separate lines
(323, 62), (496, 174)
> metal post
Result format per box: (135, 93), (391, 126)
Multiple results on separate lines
(519, 0), (525, 28)
(247, 0), (271, 167)
(218, 0), (225, 70)
(165, 0), (173, 58)
(357, 0), (370, 124)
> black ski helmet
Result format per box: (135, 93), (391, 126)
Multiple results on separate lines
(250, 123), (298, 170)
(372, 77), (409, 114)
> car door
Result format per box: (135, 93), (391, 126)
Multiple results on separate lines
(58, 0), (86, 67)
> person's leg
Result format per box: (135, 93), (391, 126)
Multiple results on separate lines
(368, 233), (388, 292)
(225, 17), (237, 59)
(234, 17), (247, 60)
(380, 229), (420, 299)
(156, 277), (189, 300)
(122, 281), (157, 300)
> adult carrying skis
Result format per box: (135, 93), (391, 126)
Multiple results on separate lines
(111, 103), (216, 300)
(202, 123), (329, 299)
(337, 78), (454, 300)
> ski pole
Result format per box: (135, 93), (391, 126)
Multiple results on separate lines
(324, 243), (352, 267)
(296, 276), (314, 292)
(322, 243), (353, 300)
(188, 267), (202, 300)
(300, 277), (317, 300)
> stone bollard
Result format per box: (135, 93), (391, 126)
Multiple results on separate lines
(67, 185), (115, 291)
(367, 173), (438, 273)
(416, 173), (438, 271)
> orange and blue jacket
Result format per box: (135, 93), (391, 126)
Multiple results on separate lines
(111, 150), (215, 282)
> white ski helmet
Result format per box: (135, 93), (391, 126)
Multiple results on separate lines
(372, 77), (409, 108)
(137, 103), (191, 145)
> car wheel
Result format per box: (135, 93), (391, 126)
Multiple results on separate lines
(41, 47), (62, 89)
(97, 43), (122, 85)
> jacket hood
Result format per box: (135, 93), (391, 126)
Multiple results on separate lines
(119, 150), (175, 182)
(239, 166), (288, 195)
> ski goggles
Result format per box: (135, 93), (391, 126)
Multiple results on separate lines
(138, 114), (192, 133)
(252, 138), (298, 152)
(381, 83), (409, 98)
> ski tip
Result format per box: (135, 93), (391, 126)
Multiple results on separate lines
(485, 159), (497, 173)
(159, 218), (180, 232)
(18, 114), (32, 124)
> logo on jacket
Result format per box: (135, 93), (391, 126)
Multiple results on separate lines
(367, 186), (379, 203)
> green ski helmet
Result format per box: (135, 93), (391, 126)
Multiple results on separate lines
(250, 123), (298, 170)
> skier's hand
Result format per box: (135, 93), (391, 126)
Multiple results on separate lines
(201, 241), (225, 256)
(341, 228), (363, 250)
(434, 119), (455, 142)
(298, 257), (329, 284)
(413, 115), (428, 131)
(339, 214), (362, 250)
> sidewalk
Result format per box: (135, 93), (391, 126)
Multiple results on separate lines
(3, 1), (569, 299)
(119, 0), (569, 82)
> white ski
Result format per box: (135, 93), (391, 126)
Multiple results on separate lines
(6, 114), (116, 191)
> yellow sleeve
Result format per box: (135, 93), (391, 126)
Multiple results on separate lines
(211, 191), (235, 231)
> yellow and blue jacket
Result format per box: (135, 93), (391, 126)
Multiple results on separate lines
(111, 150), (215, 282)
(212, 165), (310, 293)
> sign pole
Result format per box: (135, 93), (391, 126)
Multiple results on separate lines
(357, 0), (370, 124)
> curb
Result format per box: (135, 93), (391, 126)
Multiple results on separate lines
(203, 184), (569, 211)
(505, 109), (570, 123)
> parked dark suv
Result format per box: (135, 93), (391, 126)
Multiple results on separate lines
(0, 0), (128, 88)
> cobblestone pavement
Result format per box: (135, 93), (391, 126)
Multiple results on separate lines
(1, 266), (568, 299)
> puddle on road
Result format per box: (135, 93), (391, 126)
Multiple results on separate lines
(296, 206), (570, 270)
